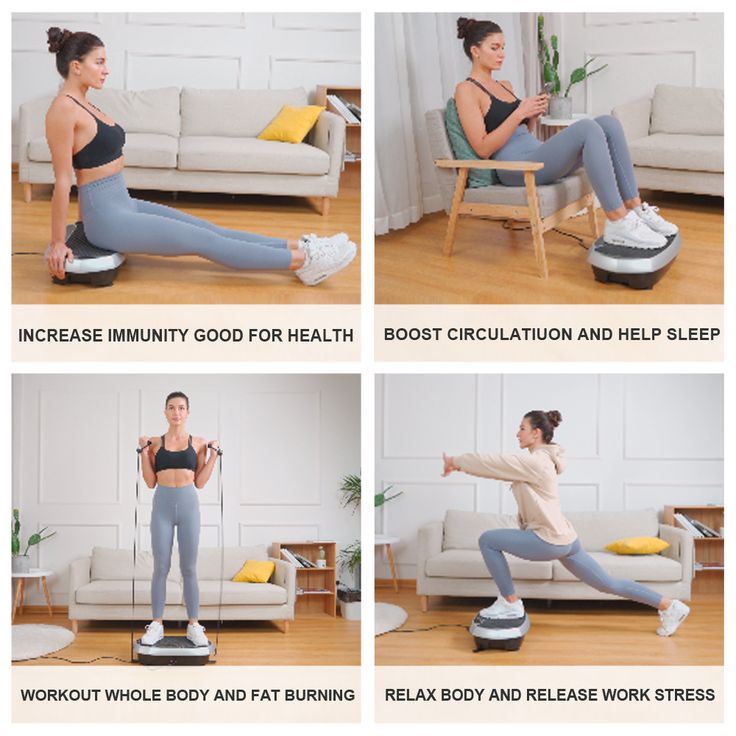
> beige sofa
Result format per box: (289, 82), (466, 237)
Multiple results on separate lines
(18, 86), (345, 213)
(68, 545), (296, 633)
(612, 84), (723, 196)
(417, 509), (693, 610)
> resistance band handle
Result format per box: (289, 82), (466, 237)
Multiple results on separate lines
(208, 443), (223, 456)
(136, 440), (152, 454)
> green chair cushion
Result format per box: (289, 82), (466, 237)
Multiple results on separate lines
(445, 98), (498, 187)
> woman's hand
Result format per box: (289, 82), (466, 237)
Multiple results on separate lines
(516, 94), (549, 120)
(138, 436), (151, 449)
(442, 452), (460, 477)
(46, 240), (73, 280)
(207, 440), (221, 458)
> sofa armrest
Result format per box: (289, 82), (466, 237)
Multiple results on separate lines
(311, 110), (346, 190)
(270, 557), (296, 609)
(18, 96), (53, 172)
(67, 556), (92, 617)
(416, 522), (444, 592)
(612, 97), (652, 142)
(659, 523), (694, 585)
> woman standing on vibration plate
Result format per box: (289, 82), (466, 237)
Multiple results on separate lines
(139, 391), (218, 646)
(442, 410), (690, 637)
(44, 27), (356, 286)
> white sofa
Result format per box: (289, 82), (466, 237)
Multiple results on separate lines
(612, 84), (723, 196)
(417, 509), (693, 610)
(18, 86), (346, 213)
(68, 545), (296, 633)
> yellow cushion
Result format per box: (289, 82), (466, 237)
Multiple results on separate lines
(605, 536), (670, 555)
(257, 105), (325, 143)
(232, 559), (275, 583)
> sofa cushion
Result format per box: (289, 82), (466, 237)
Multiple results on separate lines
(26, 134), (178, 169)
(122, 133), (178, 169)
(425, 549), (553, 580)
(443, 509), (519, 551)
(90, 547), (180, 582)
(651, 84), (723, 136)
(566, 510), (659, 552)
(87, 87), (181, 137)
(198, 546), (269, 580)
(198, 580), (287, 606)
(629, 133), (723, 173)
(76, 579), (182, 605)
(178, 136), (329, 175)
(552, 551), (682, 583)
(180, 88), (308, 137)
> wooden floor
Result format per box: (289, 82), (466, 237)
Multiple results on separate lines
(12, 608), (359, 666)
(376, 191), (723, 304)
(12, 167), (360, 304)
(375, 587), (723, 666)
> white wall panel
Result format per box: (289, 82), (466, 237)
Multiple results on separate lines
(14, 374), (359, 605)
(376, 374), (723, 579)
(11, 12), (360, 157)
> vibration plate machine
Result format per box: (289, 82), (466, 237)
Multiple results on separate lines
(587, 232), (681, 290)
(469, 612), (531, 652)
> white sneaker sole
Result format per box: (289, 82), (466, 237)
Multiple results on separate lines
(141, 633), (164, 645)
(603, 234), (668, 251)
(656, 606), (690, 636)
(299, 242), (357, 286)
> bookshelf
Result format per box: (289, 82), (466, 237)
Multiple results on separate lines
(272, 540), (337, 616)
(315, 85), (361, 166)
(663, 505), (724, 594)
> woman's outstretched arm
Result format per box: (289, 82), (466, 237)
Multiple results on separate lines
(442, 450), (543, 483)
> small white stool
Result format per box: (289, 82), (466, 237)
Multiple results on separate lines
(375, 535), (400, 592)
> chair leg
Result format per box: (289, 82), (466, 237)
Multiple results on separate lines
(22, 183), (32, 203)
(524, 171), (548, 279)
(443, 169), (468, 256)
(586, 195), (600, 238)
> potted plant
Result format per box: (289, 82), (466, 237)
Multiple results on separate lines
(12, 508), (56, 573)
(374, 484), (403, 507)
(337, 541), (361, 620)
(339, 473), (361, 514)
(537, 15), (607, 120)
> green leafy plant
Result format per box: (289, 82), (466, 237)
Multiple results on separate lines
(374, 485), (403, 507)
(338, 540), (361, 590)
(537, 15), (607, 97)
(339, 473), (361, 515)
(11, 508), (56, 556)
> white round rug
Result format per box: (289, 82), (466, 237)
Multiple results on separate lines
(375, 602), (408, 636)
(12, 624), (75, 661)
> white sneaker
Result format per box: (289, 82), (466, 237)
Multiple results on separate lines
(478, 597), (525, 619)
(186, 622), (209, 646)
(603, 210), (667, 250)
(634, 202), (679, 237)
(296, 237), (357, 286)
(141, 621), (164, 645)
(299, 232), (350, 250)
(657, 600), (690, 637)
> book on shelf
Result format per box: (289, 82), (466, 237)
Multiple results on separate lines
(327, 94), (360, 124)
(345, 150), (361, 163)
(694, 561), (724, 571)
(674, 513), (704, 537)
(345, 100), (361, 121)
(280, 548), (303, 566)
(293, 552), (316, 568)
(686, 516), (721, 538)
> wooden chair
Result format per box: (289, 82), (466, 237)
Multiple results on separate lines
(426, 109), (600, 278)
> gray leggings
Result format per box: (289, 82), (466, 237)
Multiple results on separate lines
(478, 528), (663, 608)
(79, 173), (292, 270)
(151, 484), (200, 619)
(493, 115), (639, 212)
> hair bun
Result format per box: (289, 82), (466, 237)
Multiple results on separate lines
(47, 27), (72, 54)
(545, 410), (562, 428)
(456, 17), (476, 39)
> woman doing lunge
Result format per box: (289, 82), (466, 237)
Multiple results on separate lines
(44, 28), (356, 286)
(454, 18), (679, 250)
(138, 391), (218, 646)
(442, 410), (690, 637)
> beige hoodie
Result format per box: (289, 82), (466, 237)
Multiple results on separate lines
(454, 444), (577, 545)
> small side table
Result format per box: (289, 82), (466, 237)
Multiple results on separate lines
(375, 535), (400, 592)
(539, 113), (591, 141)
(12, 568), (54, 621)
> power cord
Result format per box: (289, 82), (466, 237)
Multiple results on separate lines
(39, 654), (132, 664)
(377, 623), (469, 637)
(501, 220), (589, 250)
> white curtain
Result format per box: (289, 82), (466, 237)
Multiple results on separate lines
(375, 13), (527, 235)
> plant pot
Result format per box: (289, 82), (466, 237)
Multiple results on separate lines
(12, 555), (31, 574)
(549, 96), (573, 120)
(339, 600), (361, 621)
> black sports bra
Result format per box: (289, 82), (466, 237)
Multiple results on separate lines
(154, 435), (198, 473)
(465, 78), (529, 133)
(66, 95), (125, 170)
